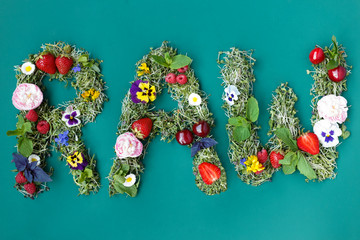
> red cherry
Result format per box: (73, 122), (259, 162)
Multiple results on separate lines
(165, 73), (177, 84)
(328, 66), (346, 82)
(192, 121), (210, 137)
(177, 65), (188, 73)
(309, 47), (325, 64)
(176, 129), (194, 145)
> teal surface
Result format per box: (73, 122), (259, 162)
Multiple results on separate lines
(0, 0), (359, 239)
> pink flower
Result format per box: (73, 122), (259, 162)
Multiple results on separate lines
(317, 95), (348, 124)
(115, 132), (143, 159)
(12, 83), (43, 111)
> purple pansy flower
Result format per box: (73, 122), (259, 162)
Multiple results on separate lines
(72, 64), (81, 73)
(61, 106), (81, 127)
(130, 80), (156, 104)
(66, 151), (88, 170)
(12, 153), (52, 183)
(55, 130), (69, 146)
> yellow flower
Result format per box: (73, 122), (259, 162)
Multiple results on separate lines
(137, 63), (150, 76)
(136, 82), (156, 103)
(81, 88), (100, 102)
(245, 155), (265, 173)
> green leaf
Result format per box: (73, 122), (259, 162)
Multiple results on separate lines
(279, 151), (297, 165)
(121, 164), (130, 174)
(233, 126), (251, 142)
(297, 152), (317, 180)
(16, 115), (24, 129)
(164, 52), (172, 65)
(23, 122), (32, 133)
(6, 129), (23, 136)
(274, 128), (298, 151)
(326, 59), (339, 70)
(150, 55), (169, 67)
(84, 168), (93, 178)
(78, 54), (89, 63)
(246, 97), (259, 122)
(113, 181), (125, 194)
(113, 174), (125, 184)
(91, 64), (100, 73)
(228, 116), (248, 127)
(282, 156), (298, 175)
(18, 137), (33, 157)
(342, 131), (350, 140)
(123, 185), (137, 197)
(169, 55), (192, 69)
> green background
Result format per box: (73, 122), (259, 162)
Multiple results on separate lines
(0, 0), (359, 239)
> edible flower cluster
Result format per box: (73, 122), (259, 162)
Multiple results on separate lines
(313, 95), (348, 147)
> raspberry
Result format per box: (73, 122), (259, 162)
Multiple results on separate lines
(177, 65), (188, 73)
(37, 120), (50, 134)
(24, 182), (36, 195)
(25, 110), (38, 122)
(176, 74), (188, 85)
(15, 171), (27, 184)
(165, 73), (177, 84)
(257, 149), (268, 164)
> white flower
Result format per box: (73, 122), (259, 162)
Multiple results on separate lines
(317, 95), (348, 124)
(313, 119), (342, 148)
(224, 85), (240, 106)
(28, 154), (40, 166)
(188, 93), (202, 106)
(61, 106), (81, 127)
(123, 173), (136, 187)
(21, 62), (36, 75)
(12, 83), (43, 110)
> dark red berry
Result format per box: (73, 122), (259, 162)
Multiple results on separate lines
(309, 47), (325, 64)
(328, 66), (346, 82)
(176, 129), (194, 145)
(15, 172), (27, 184)
(26, 110), (38, 122)
(192, 121), (210, 137)
(24, 182), (36, 195)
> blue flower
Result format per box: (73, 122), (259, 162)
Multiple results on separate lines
(55, 130), (69, 146)
(72, 64), (81, 73)
(240, 158), (246, 166)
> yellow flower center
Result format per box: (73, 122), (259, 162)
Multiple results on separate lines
(70, 116), (73, 119)
(25, 66), (32, 72)
(31, 158), (37, 162)
(126, 177), (132, 182)
(193, 97), (198, 102)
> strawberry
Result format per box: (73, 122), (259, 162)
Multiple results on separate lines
(297, 132), (320, 155)
(26, 109), (38, 122)
(165, 73), (177, 84)
(198, 162), (221, 185)
(36, 53), (57, 74)
(269, 151), (284, 168)
(55, 56), (73, 75)
(24, 182), (36, 195)
(257, 149), (268, 164)
(131, 118), (153, 139)
(177, 65), (188, 73)
(15, 171), (27, 184)
(37, 120), (50, 134)
(176, 74), (188, 85)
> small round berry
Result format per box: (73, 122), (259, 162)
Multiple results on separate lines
(176, 74), (188, 85)
(177, 65), (188, 73)
(165, 73), (177, 84)
(37, 120), (50, 134)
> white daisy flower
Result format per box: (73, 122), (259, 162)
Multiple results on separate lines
(224, 85), (240, 106)
(28, 154), (40, 166)
(21, 62), (36, 75)
(188, 93), (202, 106)
(313, 119), (342, 148)
(123, 173), (136, 187)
